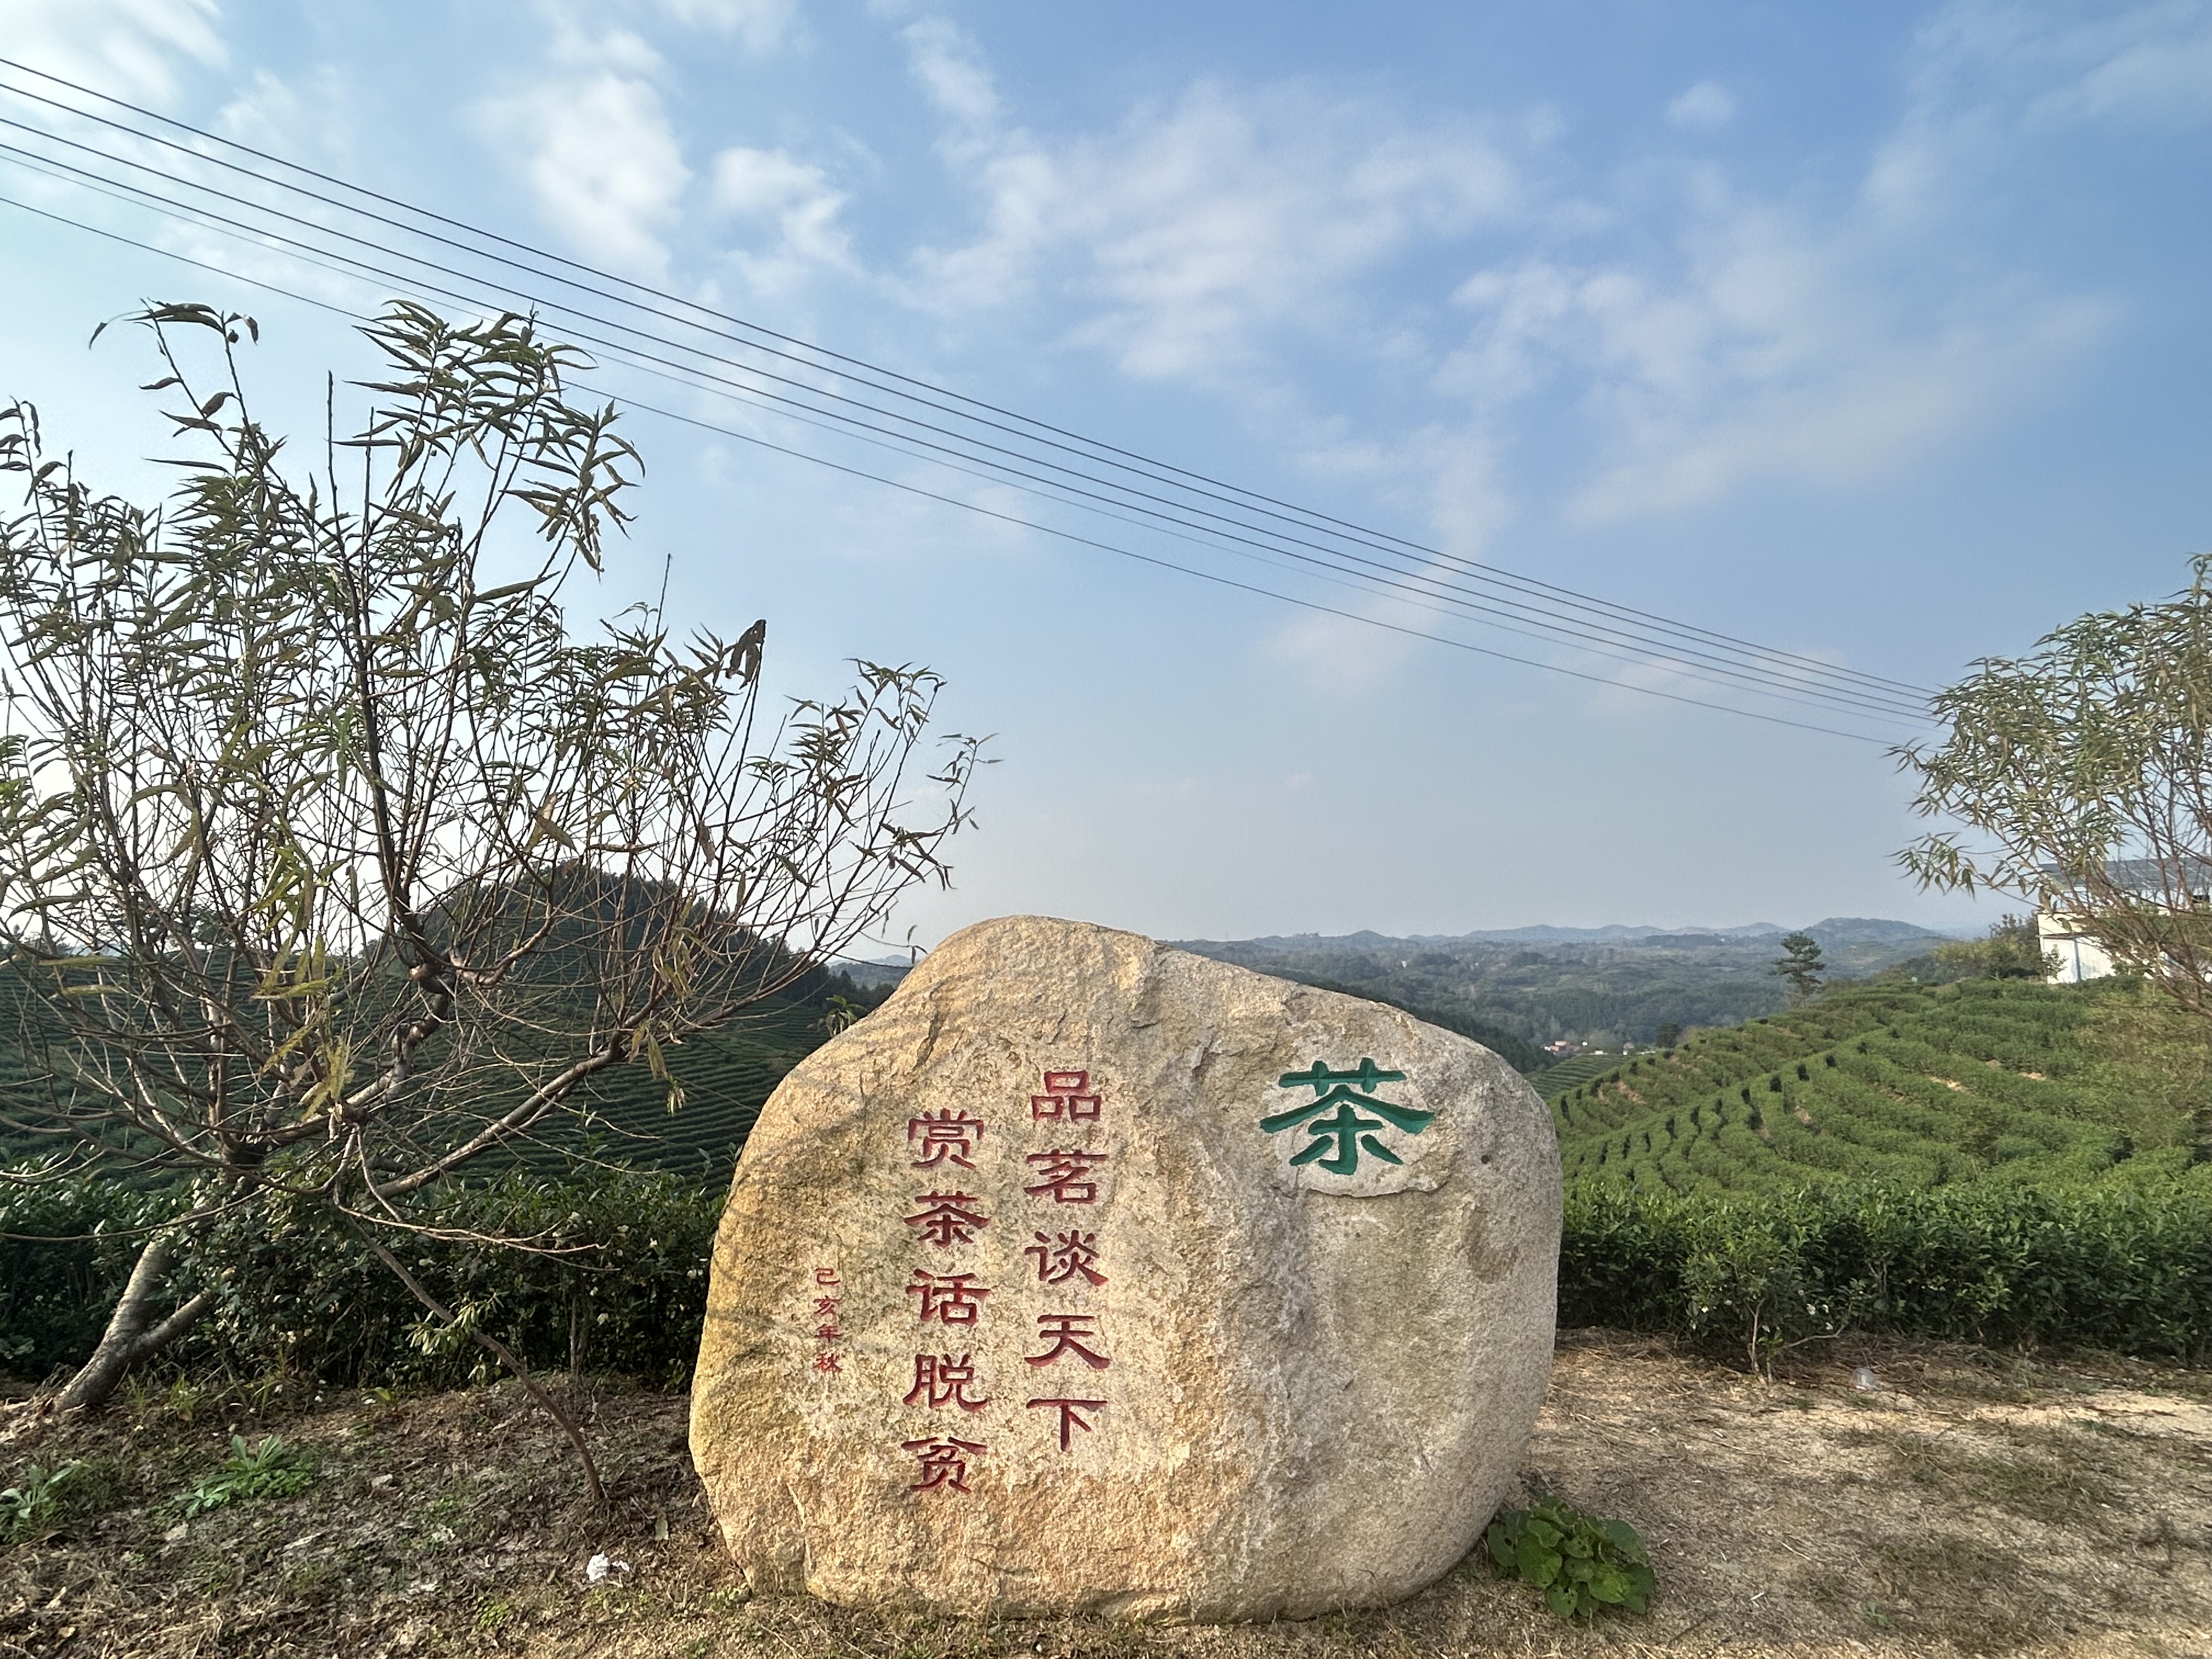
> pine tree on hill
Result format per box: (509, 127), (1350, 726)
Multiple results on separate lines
(1773, 933), (1826, 1003)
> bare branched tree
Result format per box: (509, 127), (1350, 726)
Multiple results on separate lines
(1898, 555), (2212, 1016)
(0, 302), (981, 1436)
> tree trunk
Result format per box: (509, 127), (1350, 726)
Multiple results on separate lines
(53, 1233), (214, 1413)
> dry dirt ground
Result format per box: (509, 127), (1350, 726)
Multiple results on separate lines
(2, 1330), (2207, 1659)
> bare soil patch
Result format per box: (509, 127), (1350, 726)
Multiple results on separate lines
(2, 1330), (2205, 1658)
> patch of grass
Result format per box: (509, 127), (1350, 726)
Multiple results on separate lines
(472, 1595), (515, 1634)
(0, 1451), (129, 1546)
(280, 1558), (343, 1606)
(1, 1459), (86, 1544)
(1842, 1426), (2118, 1523)
(177, 1434), (316, 1517)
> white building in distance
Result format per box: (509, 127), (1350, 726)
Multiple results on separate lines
(2038, 856), (2212, 983)
(2039, 911), (2117, 984)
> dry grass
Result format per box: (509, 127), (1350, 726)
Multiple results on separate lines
(2, 1329), (2207, 1658)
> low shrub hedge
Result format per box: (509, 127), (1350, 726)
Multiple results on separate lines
(1559, 1174), (2212, 1365)
(2, 1170), (722, 1391)
(10, 1166), (2210, 1391)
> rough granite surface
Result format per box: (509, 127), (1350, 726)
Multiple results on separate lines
(690, 915), (1560, 1620)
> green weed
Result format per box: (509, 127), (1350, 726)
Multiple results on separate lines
(1485, 1497), (1654, 1622)
(1, 1459), (86, 1544)
(178, 1434), (316, 1516)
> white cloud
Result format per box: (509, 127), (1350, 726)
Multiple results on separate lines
(902, 16), (1002, 134)
(476, 32), (691, 278)
(646, 0), (796, 56)
(0, 0), (223, 100)
(1427, 2), (2175, 526)
(1666, 81), (1736, 131)
(1867, 2), (2212, 228)
(709, 145), (852, 292)
(1262, 606), (1422, 693)
(877, 5), (2133, 539)
(1444, 187), (2112, 521)
(907, 74), (1522, 387)
(1897, 1), (2212, 133)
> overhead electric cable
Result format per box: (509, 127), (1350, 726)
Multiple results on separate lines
(0, 114), (1930, 722)
(0, 53), (1936, 708)
(0, 59), (1934, 733)
(0, 69), (1934, 721)
(0, 138), (1932, 730)
(0, 144), (1923, 728)
(0, 185), (1900, 746)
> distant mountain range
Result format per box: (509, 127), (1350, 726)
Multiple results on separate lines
(834, 918), (1967, 1056)
(1191, 917), (1959, 951)
(1165, 919), (1965, 1059)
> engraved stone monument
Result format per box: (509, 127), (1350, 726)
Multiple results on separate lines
(690, 915), (1560, 1620)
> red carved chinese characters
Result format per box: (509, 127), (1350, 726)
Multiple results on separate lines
(905, 1353), (991, 1412)
(906, 1268), (990, 1325)
(807, 1266), (843, 1373)
(1026, 1396), (1107, 1451)
(904, 1190), (989, 1247)
(902, 1435), (986, 1494)
(1026, 1311), (1112, 1370)
(907, 1109), (985, 1170)
(1025, 1229), (1107, 1286)
(1031, 1070), (1102, 1122)
(888, 1068), (1132, 1475)
(1023, 1149), (1107, 1204)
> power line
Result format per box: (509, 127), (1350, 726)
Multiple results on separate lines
(0, 59), (1934, 735)
(0, 184), (1899, 747)
(0, 68), (1933, 725)
(0, 111), (1928, 725)
(0, 54), (1936, 709)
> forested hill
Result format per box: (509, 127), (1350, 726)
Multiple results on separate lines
(1171, 919), (1954, 1055)
(0, 963), (881, 1188)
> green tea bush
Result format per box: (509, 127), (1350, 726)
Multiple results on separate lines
(0, 1177), (188, 1379)
(1560, 1175), (2212, 1363)
(1, 1168), (724, 1390)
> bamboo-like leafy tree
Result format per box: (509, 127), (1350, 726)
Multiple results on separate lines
(0, 303), (981, 1446)
(1899, 556), (2212, 1015)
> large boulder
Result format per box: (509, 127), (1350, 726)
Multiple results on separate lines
(690, 916), (1559, 1620)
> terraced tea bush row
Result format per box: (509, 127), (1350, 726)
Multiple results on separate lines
(1553, 979), (2198, 1194)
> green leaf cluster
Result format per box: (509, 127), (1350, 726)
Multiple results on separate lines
(178, 1434), (314, 1517)
(1, 1459), (86, 1545)
(1485, 1498), (1654, 1621)
(1899, 553), (2212, 1022)
(1, 1164), (723, 1390)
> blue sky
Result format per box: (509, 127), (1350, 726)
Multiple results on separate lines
(2, 0), (2209, 947)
